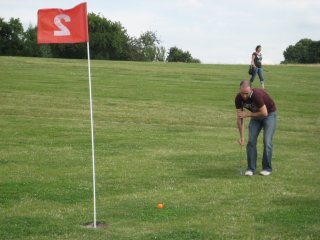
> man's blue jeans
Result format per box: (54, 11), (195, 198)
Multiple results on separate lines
(250, 67), (264, 83)
(247, 112), (277, 172)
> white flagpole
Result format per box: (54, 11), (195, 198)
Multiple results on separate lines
(87, 41), (97, 228)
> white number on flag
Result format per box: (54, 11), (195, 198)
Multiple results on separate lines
(54, 14), (71, 36)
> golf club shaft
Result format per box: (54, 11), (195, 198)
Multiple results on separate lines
(239, 118), (244, 175)
(240, 145), (243, 175)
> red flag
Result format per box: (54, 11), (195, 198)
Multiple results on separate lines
(37, 2), (88, 44)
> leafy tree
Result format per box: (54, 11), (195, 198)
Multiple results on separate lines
(128, 37), (144, 61)
(88, 13), (130, 60)
(155, 46), (166, 62)
(46, 13), (131, 60)
(38, 45), (53, 58)
(22, 25), (53, 57)
(282, 38), (320, 64)
(139, 31), (159, 61)
(20, 25), (52, 58)
(0, 14), (199, 63)
(21, 25), (39, 57)
(49, 42), (87, 59)
(0, 17), (24, 55)
(166, 46), (200, 63)
(309, 41), (320, 63)
(128, 31), (166, 62)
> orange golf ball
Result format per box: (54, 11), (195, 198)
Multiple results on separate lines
(157, 203), (164, 209)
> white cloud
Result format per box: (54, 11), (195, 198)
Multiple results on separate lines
(176, 0), (203, 8)
(104, 10), (165, 38)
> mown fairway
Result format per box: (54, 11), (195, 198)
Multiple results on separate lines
(0, 56), (319, 239)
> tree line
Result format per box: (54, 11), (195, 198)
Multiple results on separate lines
(282, 39), (320, 64)
(0, 14), (200, 63)
(2, 14), (318, 64)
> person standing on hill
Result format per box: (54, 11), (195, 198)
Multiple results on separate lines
(250, 45), (265, 89)
(235, 80), (277, 176)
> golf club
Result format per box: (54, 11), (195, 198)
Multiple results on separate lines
(239, 117), (244, 176)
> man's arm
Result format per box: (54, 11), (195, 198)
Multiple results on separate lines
(237, 105), (268, 119)
(236, 109), (245, 145)
(251, 54), (256, 67)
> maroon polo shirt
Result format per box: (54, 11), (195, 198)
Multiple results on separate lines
(235, 88), (276, 114)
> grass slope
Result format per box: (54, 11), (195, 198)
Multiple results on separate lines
(0, 56), (319, 239)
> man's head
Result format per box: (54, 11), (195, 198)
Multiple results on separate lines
(239, 80), (252, 101)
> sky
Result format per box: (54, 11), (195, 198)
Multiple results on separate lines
(1, 0), (319, 64)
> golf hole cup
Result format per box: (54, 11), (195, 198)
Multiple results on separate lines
(157, 203), (164, 209)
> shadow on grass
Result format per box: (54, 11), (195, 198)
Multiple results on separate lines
(142, 229), (216, 240)
(185, 167), (240, 179)
(161, 153), (241, 179)
(0, 181), (91, 205)
(255, 196), (320, 237)
(0, 216), (59, 239)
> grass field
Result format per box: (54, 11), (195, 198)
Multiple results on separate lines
(0, 56), (319, 239)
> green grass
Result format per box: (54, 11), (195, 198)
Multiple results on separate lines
(0, 56), (319, 239)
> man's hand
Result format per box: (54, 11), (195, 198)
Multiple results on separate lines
(238, 138), (245, 146)
(237, 111), (251, 119)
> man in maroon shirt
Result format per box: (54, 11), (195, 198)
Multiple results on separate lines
(235, 80), (277, 176)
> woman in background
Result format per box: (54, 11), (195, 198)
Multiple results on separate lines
(250, 45), (265, 89)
